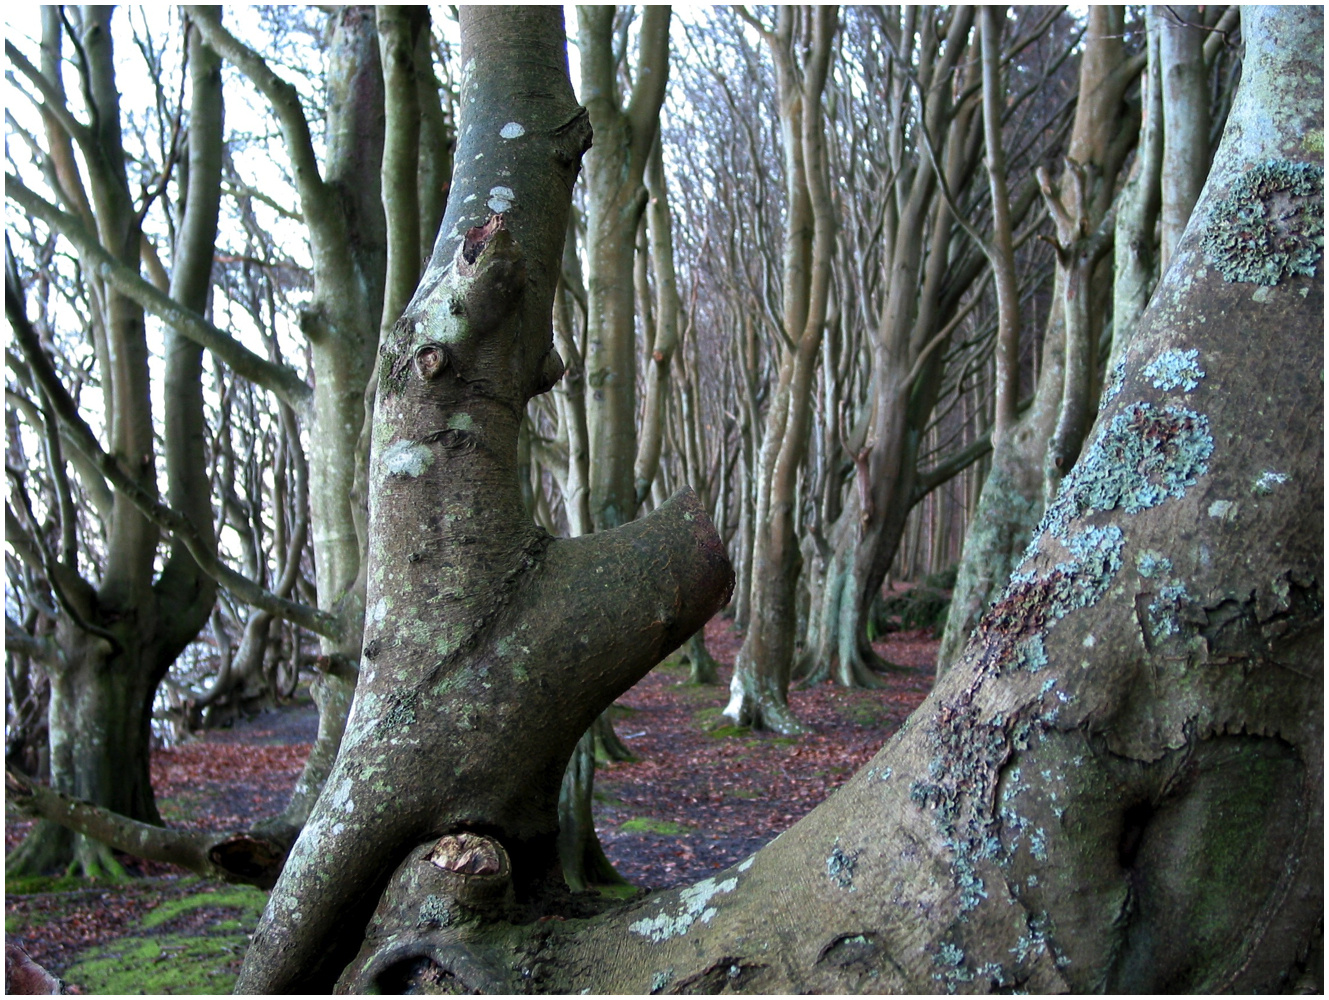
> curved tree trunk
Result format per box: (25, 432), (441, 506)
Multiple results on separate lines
(234, 10), (733, 990)
(334, 10), (1319, 991)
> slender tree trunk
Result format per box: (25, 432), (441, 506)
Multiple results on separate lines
(726, 6), (837, 734)
(1156, 3), (1211, 271)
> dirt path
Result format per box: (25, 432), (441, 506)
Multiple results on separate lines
(5, 618), (936, 992)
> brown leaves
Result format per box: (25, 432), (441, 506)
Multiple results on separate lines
(595, 618), (935, 888)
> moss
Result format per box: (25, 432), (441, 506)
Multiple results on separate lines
(620, 817), (689, 835)
(139, 885), (266, 929)
(51, 883), (266, 995)
(706, 724), (752, 739)
(64, 932), (249, 995)
(5, 873), (117, 895)
(597, 883), (640, 901)
(1199, 159), (1324, 285)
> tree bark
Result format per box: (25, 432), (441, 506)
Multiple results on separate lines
(235, 9), (732, 991)
(383, 8), (1318, 991)
(1156, 4), (1212, 271)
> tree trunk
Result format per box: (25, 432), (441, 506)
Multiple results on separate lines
(726, 6), (837, 734)
(1156, 4), (1212, 271)
(365, 9), (1316, 991)
(938, 8), (1141, 674)
(8, 9), (223, 873)
(234, 10), (732, 991)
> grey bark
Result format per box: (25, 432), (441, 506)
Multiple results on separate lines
(235, 9), (732, 990)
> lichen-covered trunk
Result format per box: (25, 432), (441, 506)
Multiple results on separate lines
(518, 11), (1322, 990)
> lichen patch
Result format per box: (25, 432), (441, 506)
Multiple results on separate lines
(1143, 348), (1204, 392)
(628, 875), (739, 943)
(1199, 159), (1324, 285)
(382, 439), (435, 478)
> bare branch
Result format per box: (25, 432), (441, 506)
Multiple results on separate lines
(8, 176), (313, 409)
(6, 264), (342, 640)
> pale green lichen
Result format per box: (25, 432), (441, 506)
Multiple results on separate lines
(418, 894), (452, 928)
(628, 875), (738, 943)
(382, 439), (435, 478)
(1252, 470), (1288, 495)
(1148, 583), (1190, 637)
(1199, 159), (1324, 285)
(1100, 358), (1127, 407)
(826, 843), (857, 890)
(1143, 349), (1204, 392)
(1135, 551), (1172, 579)
(1034, 404), (1213, 533)
(447, 412), (475, 432)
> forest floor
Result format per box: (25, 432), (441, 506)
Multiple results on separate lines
(5, 613), (938, 994)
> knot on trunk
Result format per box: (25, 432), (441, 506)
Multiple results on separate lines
(334, 835), (513, 994)
(427, 831), (507, 877)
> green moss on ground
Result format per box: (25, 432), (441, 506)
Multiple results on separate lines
(137, 885), (266, 929)
(619, 817), (690, 835)
(5, 873), (113, 895)
(7, 878), (267, 995)
(706, 724), (752, 739)
(64, 932), (249, 995)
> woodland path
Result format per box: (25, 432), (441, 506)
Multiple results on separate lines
(5, 616), (937, 993)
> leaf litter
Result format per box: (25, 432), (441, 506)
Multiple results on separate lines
(5, 616), (935, 991)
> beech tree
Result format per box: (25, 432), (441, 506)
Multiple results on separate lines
(6, 6), (1320, 993)
(228, 4), (1319, 992)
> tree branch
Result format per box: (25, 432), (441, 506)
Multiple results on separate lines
(6, 267), (341, 640)
(184, 6), (332, 225)
(4, 39), (93, 153)
(7, 176), (313, 409)
(5, 767), (288, 888)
